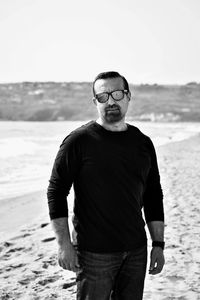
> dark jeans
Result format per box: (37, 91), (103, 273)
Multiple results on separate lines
(76, 245), (147, 300)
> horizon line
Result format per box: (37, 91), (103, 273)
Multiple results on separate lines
(0, 80), (199, 86)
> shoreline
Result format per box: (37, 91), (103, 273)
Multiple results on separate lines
(1, 120), (200, 202)
(0, 190), (48, 243)
(0, 188), (75, 244)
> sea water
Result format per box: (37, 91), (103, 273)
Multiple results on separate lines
(1, 120), (200, 201)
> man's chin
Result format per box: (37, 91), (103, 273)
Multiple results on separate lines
(105, 112), (122, 123)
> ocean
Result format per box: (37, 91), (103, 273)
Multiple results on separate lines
(1, 120), (200, 201)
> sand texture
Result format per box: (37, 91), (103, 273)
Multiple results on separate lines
(1, 134), (200, 299)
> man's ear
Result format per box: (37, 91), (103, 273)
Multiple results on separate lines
(128, 92), (131, 101)
(93, 97), (97, 106)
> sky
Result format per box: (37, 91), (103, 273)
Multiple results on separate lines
(0, 0), (199, 84)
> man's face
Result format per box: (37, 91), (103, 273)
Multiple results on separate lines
(93, 77), (130, 124)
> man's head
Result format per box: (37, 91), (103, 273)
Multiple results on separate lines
(92, 71), (130, 96)
(92, 71), (131, 124)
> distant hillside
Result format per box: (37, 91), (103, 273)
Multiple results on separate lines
(0, 81), (200, 122)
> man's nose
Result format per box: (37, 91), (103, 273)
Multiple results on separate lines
(107, 94), (115, 105)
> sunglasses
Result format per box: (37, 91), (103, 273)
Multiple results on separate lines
(94, 90), (129, 103)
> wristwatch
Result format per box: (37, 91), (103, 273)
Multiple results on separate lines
(152, 241), (165, 250)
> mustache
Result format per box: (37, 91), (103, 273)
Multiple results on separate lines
(106, 104), (120, 110)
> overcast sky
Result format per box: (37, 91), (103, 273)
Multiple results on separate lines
(0, 0), (199, 84)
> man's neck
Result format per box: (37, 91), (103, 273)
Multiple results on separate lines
(96, 118), (128, 132)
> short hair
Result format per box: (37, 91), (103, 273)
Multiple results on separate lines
(92, 71), (130, 96)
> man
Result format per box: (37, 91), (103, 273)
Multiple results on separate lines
(47, 71), (165, 300)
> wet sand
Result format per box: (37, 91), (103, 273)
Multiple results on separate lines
(1, 134), (200, 299)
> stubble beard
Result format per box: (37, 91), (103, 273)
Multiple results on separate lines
(104, 106), (123, 123)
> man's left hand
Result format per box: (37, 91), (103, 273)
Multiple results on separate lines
(149, 247), (165, 275)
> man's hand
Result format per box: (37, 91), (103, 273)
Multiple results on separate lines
(149, 247), (165, 275)
(58, 242), (80, 272)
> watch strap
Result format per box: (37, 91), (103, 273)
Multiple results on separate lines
(152, 241), (165, 250)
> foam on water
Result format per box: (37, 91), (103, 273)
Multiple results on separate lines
(0, 138), (38, 158)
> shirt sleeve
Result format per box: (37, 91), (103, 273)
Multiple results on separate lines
(143, 137), (164, 223)
(47, 133), (81, 220)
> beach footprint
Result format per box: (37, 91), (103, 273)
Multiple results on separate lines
(36, 274), (61, 286)
(41, 237), (56, 242)
(42, 254), (57, 268)
(62, 280), (76, 289)
(167, 275), (185, 282)
(40, 223), (49, 228)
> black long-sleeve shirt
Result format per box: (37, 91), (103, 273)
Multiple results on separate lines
(47, 121), (164, 252)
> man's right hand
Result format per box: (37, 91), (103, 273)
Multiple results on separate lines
(58, 242), (80, 272)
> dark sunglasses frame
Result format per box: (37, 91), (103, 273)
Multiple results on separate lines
(94, 89), (129, 103)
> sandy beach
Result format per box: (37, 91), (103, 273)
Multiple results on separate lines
(1, 133), (200, 299)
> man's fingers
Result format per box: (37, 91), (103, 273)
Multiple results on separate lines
(71, 259), (81, 272)
(58, 258), (67, 270)
(149, 247), (165, 275)
(75, 254), (80, 268)
(58, 257), (73, 270)
(149, 265), (163, 275)
(149, 258), (164, 275)
(58, 257), (80, 272)
(57, 244), (81, 272)
(149, 255), (156, 272)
